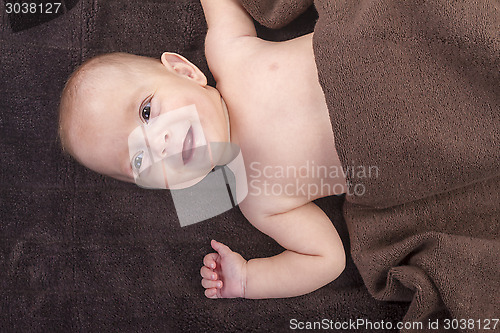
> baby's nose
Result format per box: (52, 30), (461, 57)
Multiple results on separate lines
(151, 131), (170, 159)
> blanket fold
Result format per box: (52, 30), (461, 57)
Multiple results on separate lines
(240, 0), (500, 329)
(238, 0), (313, 29)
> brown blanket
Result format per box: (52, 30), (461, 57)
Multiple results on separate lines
(240, 0), (500, 330)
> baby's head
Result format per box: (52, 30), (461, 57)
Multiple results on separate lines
(58, 52), (231, 188)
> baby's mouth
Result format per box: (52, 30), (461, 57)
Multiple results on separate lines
(182, 125), (194, 165)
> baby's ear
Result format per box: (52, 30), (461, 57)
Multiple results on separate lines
(161, 52), (207, 86)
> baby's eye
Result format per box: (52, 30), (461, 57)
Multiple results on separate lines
(141, 103), (151, 123)
(132, 151), (144, 172)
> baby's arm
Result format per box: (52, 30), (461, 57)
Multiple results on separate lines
(242, 201), (345, 298)
(201, 201), (346, 299)
(200, 0), (256, 39)
(200, 0), (257, 79)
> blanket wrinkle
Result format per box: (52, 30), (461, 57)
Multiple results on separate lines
(240, 0), (313, 29)
(388, 266), (447, 326)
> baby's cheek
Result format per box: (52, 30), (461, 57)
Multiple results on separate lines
(199, 114), (223, 143)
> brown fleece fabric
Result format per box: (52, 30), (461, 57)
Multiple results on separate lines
(240, 0), (500, 331)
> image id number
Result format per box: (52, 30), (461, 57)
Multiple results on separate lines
(443, 318), (499, 330)
(5, 2), (62, 14)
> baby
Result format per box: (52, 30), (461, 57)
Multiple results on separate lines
(58, 0), (347, 299)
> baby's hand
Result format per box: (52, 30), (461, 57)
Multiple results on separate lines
(200, 240), (247, 298)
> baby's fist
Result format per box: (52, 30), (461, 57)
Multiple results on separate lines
(200, 240), (247, 298)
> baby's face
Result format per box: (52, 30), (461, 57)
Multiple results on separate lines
(70, 53), (229, 187)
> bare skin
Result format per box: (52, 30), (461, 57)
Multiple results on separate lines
(199, 0), (347, 299)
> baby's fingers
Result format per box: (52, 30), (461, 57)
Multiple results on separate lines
(204, 288), (219, 299)
(202, 278), (223, 290)
(200, 266), (217, 280)
(211, 239), (232, 256)
(203, 253), (218, 269)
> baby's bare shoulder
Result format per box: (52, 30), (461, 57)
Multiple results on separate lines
(205, 36), (264, 81)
